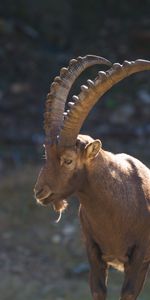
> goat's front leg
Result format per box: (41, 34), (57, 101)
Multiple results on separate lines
(79, 208), (108, 300)
(87, 240), (108, 300)
(120, 246), (150, 300)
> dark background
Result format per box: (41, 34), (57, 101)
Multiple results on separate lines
(0, 0), (150, 169)
(0, 1), (150, 299)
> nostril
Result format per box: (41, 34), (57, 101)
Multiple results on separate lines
(35, 188), (44, 197)
(34, 185), (51, 200)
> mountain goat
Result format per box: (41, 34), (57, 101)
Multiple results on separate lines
(34, 55), (150, 300)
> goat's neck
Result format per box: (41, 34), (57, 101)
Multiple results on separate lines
(77, 150), (120, 220)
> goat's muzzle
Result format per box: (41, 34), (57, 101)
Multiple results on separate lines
(34, 185), (52, 205)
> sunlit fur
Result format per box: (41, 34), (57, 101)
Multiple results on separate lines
(34, 134), (150, 300)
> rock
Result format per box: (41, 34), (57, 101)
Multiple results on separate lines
(62, 224), (76, 236)
(138, 90), (150, 104)
(134, 126), (144, 137)
(10, 82), (30, 94)
(72, 263), (89, 275)
(16, 22), (39, 39)
(51, 234), (61, 244)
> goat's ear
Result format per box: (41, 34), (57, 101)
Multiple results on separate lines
(85, 139), (102, 159)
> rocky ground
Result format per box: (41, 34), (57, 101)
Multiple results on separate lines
(0, 165), (150, 300)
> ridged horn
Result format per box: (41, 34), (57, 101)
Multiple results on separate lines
(44, 55), (112, 143)
(59, 59), (150, 147)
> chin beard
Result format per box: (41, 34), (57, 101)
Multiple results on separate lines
(52, 199), (68, 223)
(52, 199), (68, 213)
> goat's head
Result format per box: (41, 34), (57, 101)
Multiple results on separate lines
(34, 134), (101, 210)
(34, 55), (150, 214)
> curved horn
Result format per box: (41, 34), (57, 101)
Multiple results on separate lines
(59, 59), (150, 147)
(44, 55), (112, 143)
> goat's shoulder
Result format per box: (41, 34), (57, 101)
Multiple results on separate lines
(100, 151), (150, 183)
(115, 153), (150, 174)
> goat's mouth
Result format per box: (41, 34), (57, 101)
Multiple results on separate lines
(35, 185), (53, 205)
(35, 186), (69, 208)
(36, 192), (51, 200)
(36, 194), (54, 206)
(36, 192), (64, 207)
(38, 196), (52, 206)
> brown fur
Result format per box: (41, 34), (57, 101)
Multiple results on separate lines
(34, 135), (150, 300)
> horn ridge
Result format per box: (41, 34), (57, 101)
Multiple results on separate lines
(44, 55), (112, 143)
(59, 59), (150, 147)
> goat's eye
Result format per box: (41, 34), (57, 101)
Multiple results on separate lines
(64, 158), (73, 165)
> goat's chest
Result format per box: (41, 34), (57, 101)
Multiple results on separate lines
(93, 229), (129, 271)
(79, 201), (137, 268)
(87, 213), (131, 265)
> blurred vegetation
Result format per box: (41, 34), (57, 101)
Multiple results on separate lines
(0, 0), (150, 169)
(1, 0), (150, 45)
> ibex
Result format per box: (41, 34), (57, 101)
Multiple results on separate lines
(34, 55), (150, 300)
